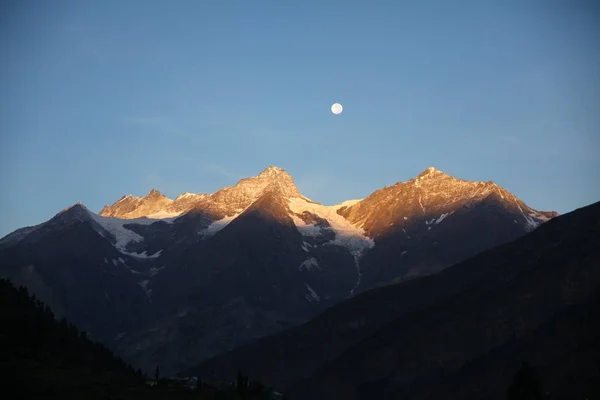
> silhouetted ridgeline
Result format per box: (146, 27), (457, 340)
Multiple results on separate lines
(0, 278), (282, 399)
(0, 278), (143, 398)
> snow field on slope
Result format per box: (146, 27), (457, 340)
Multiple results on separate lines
(202, 213), (241, 237)
(90, 213), (173, 254)
(288, 197), (374, 257)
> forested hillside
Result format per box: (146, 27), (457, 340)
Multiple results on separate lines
(0, 278), (280, 400)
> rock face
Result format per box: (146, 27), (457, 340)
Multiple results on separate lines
(188, 202), (600, 400)
(0, 165), (557, 376)
(338, 167), (557, 290)
(99, 166), (302, 220)
(339, 167), (552, 237)
(99, 189), (174, 219)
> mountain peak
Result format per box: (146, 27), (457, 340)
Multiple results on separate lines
(100, 189), (173, 219)
(61, 202), (89, 213)
(258, 165), (289, 178)
(145, 189), (165, 199)
(254, 166), (300, 198)
(416, 166), (448, 180)
(211, 166), (301, 208)
(55, 202), (93, 223)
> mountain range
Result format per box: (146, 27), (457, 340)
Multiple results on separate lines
(0, 166), (558, 376)
(189, 201), (600, 399)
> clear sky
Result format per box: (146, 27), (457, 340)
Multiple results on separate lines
(1, 0), (599, 237)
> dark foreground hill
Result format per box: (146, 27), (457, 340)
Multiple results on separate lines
(0, 278), (145, 399)
(189, 201), (600, 399)
(0, 278), (280, 400)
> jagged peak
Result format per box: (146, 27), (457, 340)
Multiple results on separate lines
(118, 194), (136, 202)
(258, 165), (290, 177)
(145, 189), (165, 198)
(415, 166), (450, 180)
(258, 167), (300, 198)
(202, 166), (303, 216)
(229, 166), (299, 194)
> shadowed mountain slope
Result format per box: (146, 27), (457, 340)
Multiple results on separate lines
(189, 201), (599, 400)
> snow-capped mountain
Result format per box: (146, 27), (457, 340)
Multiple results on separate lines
(335, 166), (559, 290)
(339, 167), (555, 237)
(99, 166), (303, 220)
(188, 201), (599, 400)
(94, 166), (375, 266)
(99, 189), (176, 219)
(0, 165), (557, 376)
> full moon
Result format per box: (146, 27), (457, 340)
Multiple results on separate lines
(331, 103), (343, 115)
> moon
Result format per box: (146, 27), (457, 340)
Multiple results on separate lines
(331, 103), (343, 115)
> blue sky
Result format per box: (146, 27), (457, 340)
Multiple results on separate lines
(1, 0), (598, 237)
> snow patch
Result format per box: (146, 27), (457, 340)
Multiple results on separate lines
(531, 212), (551, 222)
(122, 249), (162, 259)
(290, 214), (322, 237)
(138, 280), (151, 297)
(90, 212), (177, 254)
(524, 215), (542, 231)
(331, 199), (362, 210)
(301, 241), (312, 252)
(175, 192), (204, 200)
(289, 197), (374, 297)
(90, 214), (144, 251)
(288, 197), (374, 258)
(145, 211), (180, 220)
(202, 213), (240, 237)
(111, 257), (141, 274)
(513, 198), (543, 232)
(418, 196), (426, 213)
(299, 257), (319, 271)
(148, 266), (165, 277)
(434, 212), (452, 225)
(304, 283), (320, 303)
